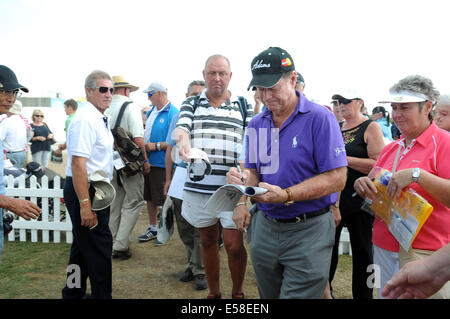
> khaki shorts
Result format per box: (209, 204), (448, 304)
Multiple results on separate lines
(181, 190), (237, 229)
(143, 166), (166, 206)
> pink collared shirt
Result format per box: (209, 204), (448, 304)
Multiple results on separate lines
(372, 122), (450, 252)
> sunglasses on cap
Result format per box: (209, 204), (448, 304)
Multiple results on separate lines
(337, 97), (355, 105)
(96, 86), (114, 94)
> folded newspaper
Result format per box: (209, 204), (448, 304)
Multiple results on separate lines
(205, 184), (268, 212)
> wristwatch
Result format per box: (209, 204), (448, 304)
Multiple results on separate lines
(284, 188), (294, 206)
(412, 167), (420, 183)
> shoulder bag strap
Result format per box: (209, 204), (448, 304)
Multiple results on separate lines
(113, 101), (132, 131)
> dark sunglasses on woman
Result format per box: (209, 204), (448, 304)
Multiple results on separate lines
(337, 97), (354, 105)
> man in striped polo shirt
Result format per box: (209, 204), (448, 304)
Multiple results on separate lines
(174, 55), (253, 299)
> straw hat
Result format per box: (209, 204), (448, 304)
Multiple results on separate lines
(112, 75), (139, 92)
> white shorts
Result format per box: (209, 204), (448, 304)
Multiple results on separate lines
(181, 190), (237, 229)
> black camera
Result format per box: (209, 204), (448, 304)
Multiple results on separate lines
(3, 212), (14, 236)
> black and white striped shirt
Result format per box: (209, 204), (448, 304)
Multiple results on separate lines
(176, 89), (253, 194)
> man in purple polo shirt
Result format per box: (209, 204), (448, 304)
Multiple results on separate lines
(227, 47), (347, 298)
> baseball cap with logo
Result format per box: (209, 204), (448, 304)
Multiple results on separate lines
(247, 47), (296, 90)
(143, 82), (167, 94)
(0, 65), (29, 93)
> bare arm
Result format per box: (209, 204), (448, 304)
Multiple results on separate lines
(255, 166), (347, 204)
(164, 145), (175, 195)
(133, 136), (150, 174)
(0, 195), (40, 220)
(382, 243), (450, 299)
(174, 128), (191, 160)
(386, 168), (450, 207)
(347, 122), (385, 175)
(71, 156), (97, 228)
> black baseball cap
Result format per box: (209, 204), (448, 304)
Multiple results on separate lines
(0, 65), (29, 93)
(248, 47), (295, 90)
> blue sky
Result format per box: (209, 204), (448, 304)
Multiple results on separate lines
(1, 0), (449, 110)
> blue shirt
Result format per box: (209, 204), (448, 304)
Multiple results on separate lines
(376, 118), (393, 141)
(245, 92), (348, 218)
(145, 103), (179, 168)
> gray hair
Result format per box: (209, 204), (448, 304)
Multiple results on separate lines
(204, 54), (231, 71)
(84, 70), (112, 89)
(187, 80), (205, 94)
(390, 75), (440, 105)
(437, 94), (450, 107)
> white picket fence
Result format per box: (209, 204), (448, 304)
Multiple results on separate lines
(339, 227), (352, 255)
(5, 174), (73, 244)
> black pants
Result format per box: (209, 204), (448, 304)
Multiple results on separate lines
(61, 177), (113, 299)
(329, 210), (374, 299)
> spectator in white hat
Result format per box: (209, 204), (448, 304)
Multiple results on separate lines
(139, 82), (179, 243)
(355, 74), (450, 299)
(328, 88), (385, 299)
(108, 75), (149, 259)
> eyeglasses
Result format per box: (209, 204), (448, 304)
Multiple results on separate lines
(337, 97), (354, 105)
(147, 92), (156, 98)
(96, 86), (114, 94)
(34, 115), (44, 118)
(0, 89), (22, 98)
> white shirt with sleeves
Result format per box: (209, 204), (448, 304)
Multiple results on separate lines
(0, 115), (28, 152)
(65, 102), (114, 180)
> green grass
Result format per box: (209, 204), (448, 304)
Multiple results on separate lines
(0, 241), (71, 299)
(0, 239), (355, 299)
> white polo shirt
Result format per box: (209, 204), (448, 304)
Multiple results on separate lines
(65, 102), (114, 180)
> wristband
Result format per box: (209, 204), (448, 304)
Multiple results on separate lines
(156, 142), (161, 151)
(235, 201), (246, 207)
(79, 198), (90, 204)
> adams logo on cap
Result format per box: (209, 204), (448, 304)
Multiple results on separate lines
(281, 58), (292, 67)
(252, 60), (271, 70)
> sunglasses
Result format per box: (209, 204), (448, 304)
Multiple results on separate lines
(96, 86), (114, 94)
(147, 92), (156, 98)
(337, 97), (354, 105)
(34, 115), (44, 117)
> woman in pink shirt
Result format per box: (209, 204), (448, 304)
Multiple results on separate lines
(354, 75), (450, 299)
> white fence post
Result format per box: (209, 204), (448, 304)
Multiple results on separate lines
(5, 174), (72, 244)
